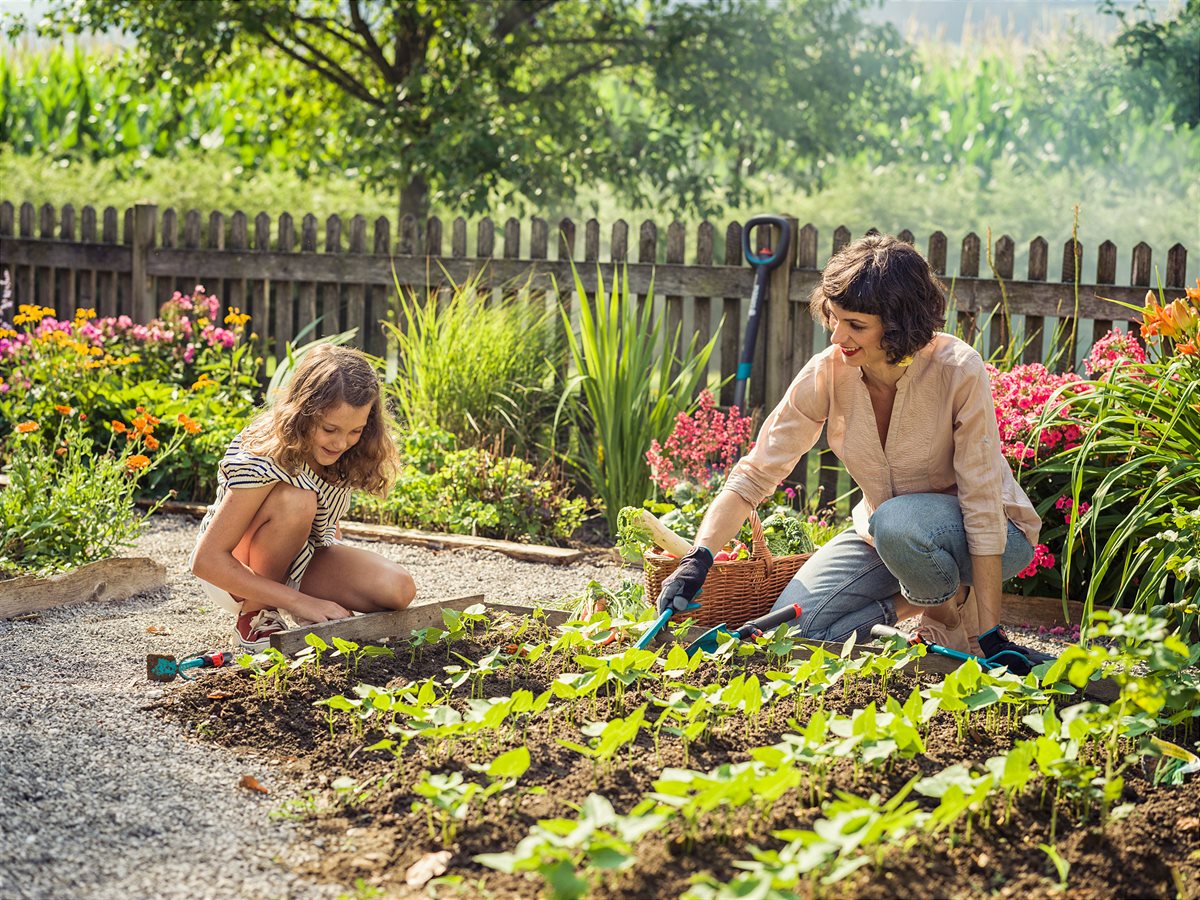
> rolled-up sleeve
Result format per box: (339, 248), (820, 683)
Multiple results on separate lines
(723, 355), (829, 507)
(951, 356), (1009, 555)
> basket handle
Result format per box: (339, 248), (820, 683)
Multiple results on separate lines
(748, 508), (774, 562)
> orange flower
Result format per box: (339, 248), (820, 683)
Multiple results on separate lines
(136, 405), (145, 413)
(125, 454), (150, 472)
(1141, 291), (1165, 338)
(177, 412), (202, 434)
(1187, 277), (1200, 303)
(1160, 299), (1199, 340)
(55, 446), (67, 456)
(144, 435), (160, 451)
(1177, 340), (1198, 356)
(111, 420), (127, 433)
(16, 421), (38, 433)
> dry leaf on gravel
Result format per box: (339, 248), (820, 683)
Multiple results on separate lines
(405, 850), (452, 886)
(238, 775), (269, 794)
(146, 625), (172, 635)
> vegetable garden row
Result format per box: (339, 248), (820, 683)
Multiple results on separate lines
(163, 603), (1199, 898)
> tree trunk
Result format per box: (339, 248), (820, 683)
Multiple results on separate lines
(399, 175), (430, 238)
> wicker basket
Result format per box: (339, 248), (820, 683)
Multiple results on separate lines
(643, 509), (812, 628)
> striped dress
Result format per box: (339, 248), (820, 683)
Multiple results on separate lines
(193, 434), (352, 607)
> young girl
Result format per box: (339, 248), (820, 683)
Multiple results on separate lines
(191, 344), (416, 651)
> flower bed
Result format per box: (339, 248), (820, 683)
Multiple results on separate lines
(161, 605), (1199, 898)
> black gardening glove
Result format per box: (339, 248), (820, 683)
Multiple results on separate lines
(656, 546), (713, 614)
(978, 626), (1056, 676)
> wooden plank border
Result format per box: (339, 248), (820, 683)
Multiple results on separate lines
(0, 557), (167, 618)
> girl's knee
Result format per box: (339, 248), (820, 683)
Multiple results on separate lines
(379, 564), (415, 611)
(265, 483), (318, 525)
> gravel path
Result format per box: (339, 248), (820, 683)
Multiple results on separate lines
(0, 514), (1072, 899)
(0, 514), (629, 900)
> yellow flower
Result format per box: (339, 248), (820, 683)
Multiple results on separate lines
(125, 454), (151, 472)
(16, 421), (39, 433)
(224, 307), (251, 327)
(72, 308), (96, 321)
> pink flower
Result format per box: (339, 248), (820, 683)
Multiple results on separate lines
(1085, 328), (1147, 378)
(646, 391), (754, 493)
(183, 345), (196, 363)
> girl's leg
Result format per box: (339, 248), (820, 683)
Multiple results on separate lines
(299, 543), (416, 614)
(768, 529), (906, 642)
(232, 483), (317, 613)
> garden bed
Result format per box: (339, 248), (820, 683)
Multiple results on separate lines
(159, 605), (1200, 899)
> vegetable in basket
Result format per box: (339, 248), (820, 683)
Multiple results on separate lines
(616, 506), (691, 563)
(759, 512), (816, 556)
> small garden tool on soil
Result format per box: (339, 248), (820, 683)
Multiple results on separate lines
(686, 603), (804, 657)
(733, 215), (793, 411)
(636, 601), (701, 650)
(870, 623), (999, 669)
(147, 650), (235, 682)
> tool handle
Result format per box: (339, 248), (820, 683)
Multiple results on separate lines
(870, 623), (909, 641)
(735, 603), (803, 639)
(741, 215), (793, 269)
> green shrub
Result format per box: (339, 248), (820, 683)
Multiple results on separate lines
(0, 406), (195, 576)
(352, 429), (586, 544)
(383, 271), (564, 459)
(1, 293), (261, 501)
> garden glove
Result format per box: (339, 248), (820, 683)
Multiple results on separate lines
(978, 626), (1056, 676)
(656, 546), (713, 614)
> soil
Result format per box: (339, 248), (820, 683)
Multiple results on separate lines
(157, 613), (1200, 899)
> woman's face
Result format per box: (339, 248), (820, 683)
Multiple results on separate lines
(308, 401), (371, 468)
(828, 301), (889, 370)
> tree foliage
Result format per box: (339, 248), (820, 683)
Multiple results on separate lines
(25, 0), (916, 217)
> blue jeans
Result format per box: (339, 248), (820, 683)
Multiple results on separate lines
(769, 493), (1035, 643)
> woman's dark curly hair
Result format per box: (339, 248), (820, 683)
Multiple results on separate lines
(809, 234), (946, 364)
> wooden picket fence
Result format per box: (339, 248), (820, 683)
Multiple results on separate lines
(1, 199), (1191, 510)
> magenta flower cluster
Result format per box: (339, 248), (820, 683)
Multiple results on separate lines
(1054, 494), (1090, 524)
(1083, 327), (1147, 378)
(1017, 542), (1056, 579)
(987, 363), (1084, 468)
(84, 287), (240, 355)
(646, 390), (754, 493)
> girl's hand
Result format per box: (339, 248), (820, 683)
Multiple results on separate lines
(296, 597), (353, 623)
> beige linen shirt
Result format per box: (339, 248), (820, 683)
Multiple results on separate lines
(723, 332), (1041, 556)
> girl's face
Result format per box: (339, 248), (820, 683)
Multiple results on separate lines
(308, 401), (371, 468)
(827, 301), (889, 370)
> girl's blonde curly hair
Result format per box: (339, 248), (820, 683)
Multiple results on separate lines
(241, 343), (399, 496)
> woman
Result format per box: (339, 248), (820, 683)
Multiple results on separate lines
(657, 234), (1052, 674)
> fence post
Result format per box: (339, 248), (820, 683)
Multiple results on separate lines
(131, 203), (157, 322)
(763, 215), (798, 412)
